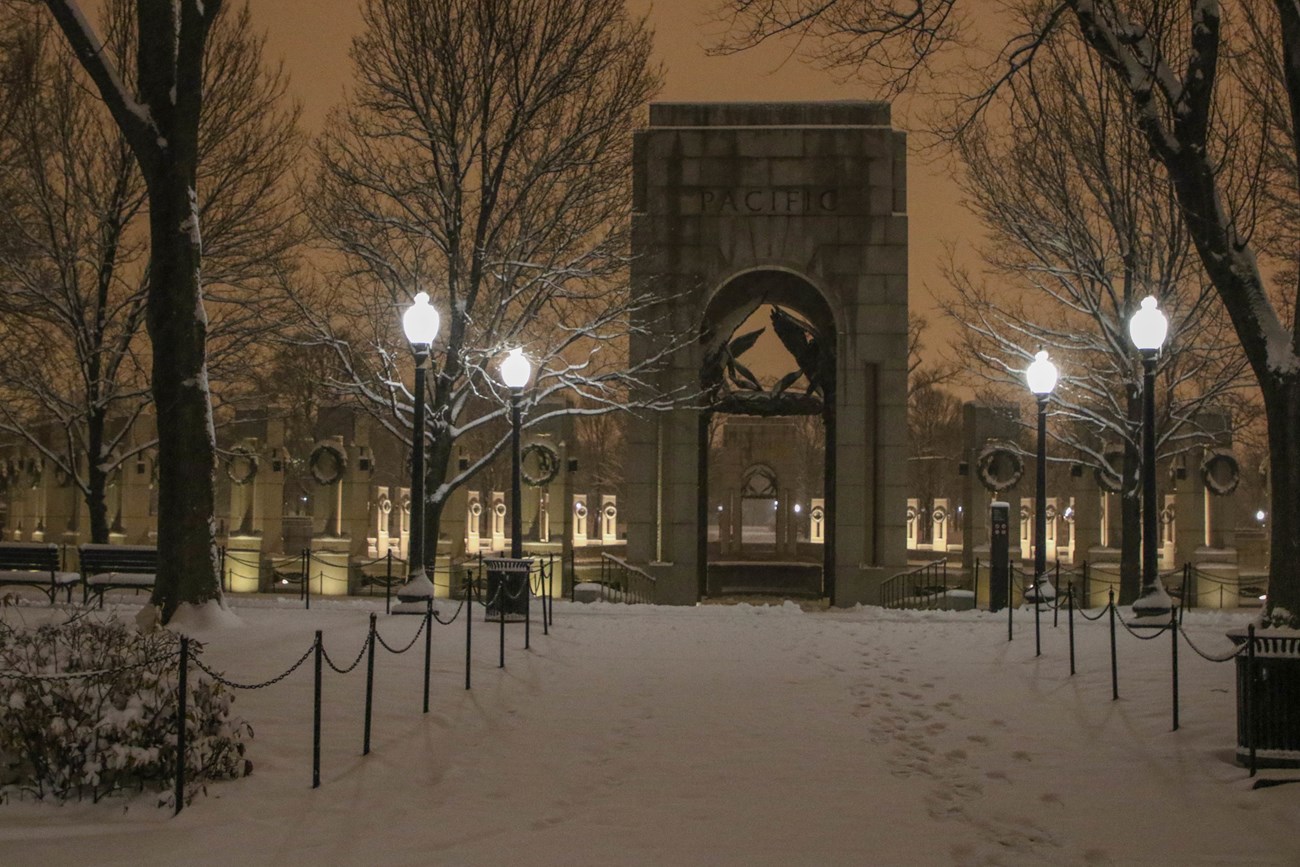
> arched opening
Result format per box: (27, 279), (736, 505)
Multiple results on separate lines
(698, 270), (836, 599)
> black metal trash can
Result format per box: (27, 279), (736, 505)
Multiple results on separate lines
(485, 557), (531, 622)
(1231, 629), (1300, 768)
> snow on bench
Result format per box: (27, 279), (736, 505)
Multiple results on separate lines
(79, 544), (158, 607)
(0, 542), (80, 604)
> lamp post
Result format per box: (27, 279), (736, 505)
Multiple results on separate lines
(500, 348), (532, 559)
(1129, 296), (1172, 617)
(398, 291), (440, 602)
(1025, 351), (1058, 634)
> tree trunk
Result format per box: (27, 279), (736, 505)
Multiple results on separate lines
(1264, 376), (1300, 624)
(144, 176), (221, 621)
(85, 408), (110, 544)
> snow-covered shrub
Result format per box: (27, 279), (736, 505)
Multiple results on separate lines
(0, 618), (252, 805)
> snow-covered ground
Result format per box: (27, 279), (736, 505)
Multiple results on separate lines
(2, 594), (1298, 866)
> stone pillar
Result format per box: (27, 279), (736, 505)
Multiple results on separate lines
(1019, 498), (1032, 562)
(906, 498), (919, 551)
(303, 437), (350, 597)
(959, 402), (1022, 573)
(397, 487), (411, 561)
(490, 490), (506, 552)
(223, 438), (264, 593)
(572, 494), (588, 547)
(309, 438), (347, 540)
(465, 490), (482, 552)
(373, 486), (394, 557)
(932, 497), (950, 556)
(1043, 496), (1058, 562)
(600, 494), (618, 545)
(810, 497), (825, 544)
(1160, 493), (1177, 569)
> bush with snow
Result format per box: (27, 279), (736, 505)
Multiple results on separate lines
(0, 617), (251, 806)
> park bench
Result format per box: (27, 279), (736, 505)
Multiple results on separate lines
(0, 542), (80, 604)
(79, 544), (158, 607)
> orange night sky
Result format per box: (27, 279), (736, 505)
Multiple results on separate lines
(253, 0), (981, 340)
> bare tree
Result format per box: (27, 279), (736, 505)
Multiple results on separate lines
(710, 0), (1300, 626)
(0, 3), (299, 558)
(292, 0), (680, 575)
(27, 0), (300, 621)
(941, 36), (1250, 600)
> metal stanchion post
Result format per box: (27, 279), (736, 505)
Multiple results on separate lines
(465, 572), (473, 691)
(1068, 582), (1076, 676)
(1034, 573), (1042, 658)
(313, 630), (322, 788)
(1170, 608), (1179, 731)
(1053, 561), (1060, 629)
(175, 636), (189, 815)
(1109, 589), (1118, 700)
(363, 613), (376, 755)
(1247, 623), (1257, 777)
(423, 598), (432, 713)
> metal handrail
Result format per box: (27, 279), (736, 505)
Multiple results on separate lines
(880, 557), (950, 609)
(596, 552), (657, 604)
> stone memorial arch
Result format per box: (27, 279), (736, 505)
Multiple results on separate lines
(625, 102), (909, 606)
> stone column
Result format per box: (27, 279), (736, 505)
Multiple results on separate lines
(932, 497), (950, 556)
(465, 490), (482, 553)
(223, 438), (265, 593)
(1043, 496), (1058, 562)
(600, 494), (618, 545)
(572, 494), (588, 547)
(810, 497), (825, 545)
(490, 491), (506, 551)
(959, 402), (1022, 573)
(906, 498), (919, 551)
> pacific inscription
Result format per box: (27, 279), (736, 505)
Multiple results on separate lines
(696, 188), (839, 214)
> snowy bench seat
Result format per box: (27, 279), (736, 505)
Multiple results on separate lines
(0, 542), (79, 604)
(79, 544), (158, 607)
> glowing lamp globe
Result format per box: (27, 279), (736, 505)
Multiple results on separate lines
(1025, 350), (1058, 396)
(500, 347), (531, 389)
(1128, 296), (1168, 352)
(402, 291), (441, 347)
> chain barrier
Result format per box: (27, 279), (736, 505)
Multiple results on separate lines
(191, 643), (316, 690)
(1114, 606), (1174, 640)
(321, 633), (372, 675)
(1075, 602), (1112, 622)
(374, 615), (427, 655)
(1177, 623), (1250, 663)
(432, 596), (467, 626)
(495, 574), (531, 602)
(222, 550), (262, 568)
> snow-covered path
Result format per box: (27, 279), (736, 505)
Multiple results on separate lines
(2, 598), (1297, 866)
